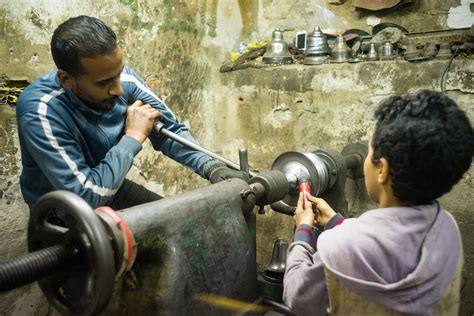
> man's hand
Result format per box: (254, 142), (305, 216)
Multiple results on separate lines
(125, 100), (163, 143)
(204, 160), (250, 184)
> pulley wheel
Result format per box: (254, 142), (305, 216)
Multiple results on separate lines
(271, 151), (329, 207)
(28, 191), (115, 315)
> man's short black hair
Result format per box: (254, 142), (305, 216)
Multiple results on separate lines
(51, 15), (117, 75)
(372, 90), (473, 205)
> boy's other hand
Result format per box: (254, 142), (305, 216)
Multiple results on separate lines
(307, 194), (337, 226)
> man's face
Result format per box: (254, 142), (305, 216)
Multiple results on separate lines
(69, 47), (124, 111)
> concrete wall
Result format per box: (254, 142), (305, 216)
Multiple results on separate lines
(0, 0), (473, 315)
(223, 61), (474, 316)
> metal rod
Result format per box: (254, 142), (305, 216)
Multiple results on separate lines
(239, 149), (249, 174)
(344, 153), (362, 170)
(154, 123), (256, 177)
(0, 243), (77, 293)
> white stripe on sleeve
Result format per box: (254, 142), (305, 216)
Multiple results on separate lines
(37, 88), (118, 197)
(120, 73), (177, 121)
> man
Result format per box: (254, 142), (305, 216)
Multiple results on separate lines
(16, 15), (247, 210)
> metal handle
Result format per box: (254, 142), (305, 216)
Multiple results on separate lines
(154, 122), (256, 177)
(239, 149), (249, 174)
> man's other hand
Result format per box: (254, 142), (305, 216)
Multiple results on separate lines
(204, 160), (250, 184)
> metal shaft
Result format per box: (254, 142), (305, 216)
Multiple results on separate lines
(239, 149), (249, 174)
(344, 153), (363, 170)
(154, 122), (256, 177)
(0, 243), (77, 292)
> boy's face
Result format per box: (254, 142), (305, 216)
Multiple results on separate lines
(60, 47), (124, 111)
(364, 139), (381, 203)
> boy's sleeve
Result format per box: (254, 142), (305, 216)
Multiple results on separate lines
(283, 213), (345, 314)
(283, 241), (329, 316)
(18, 107), (142, 209)
(293, 224), (320, 249)
(293, 212), (345, 248)
(120, 66), (213, 177)
(325, 213), (345, 230)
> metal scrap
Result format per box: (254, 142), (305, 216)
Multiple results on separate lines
(0, 76), (29, 106)
(219, 46), (268, 73)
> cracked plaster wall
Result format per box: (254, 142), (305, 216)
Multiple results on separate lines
(0, 0), (473, 315)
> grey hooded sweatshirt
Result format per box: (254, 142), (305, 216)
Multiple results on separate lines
(283, 202), (461, 316)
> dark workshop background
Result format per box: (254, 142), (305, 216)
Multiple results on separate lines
(0, 0), (472, 314)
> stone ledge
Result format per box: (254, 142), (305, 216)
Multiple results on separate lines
(222, 59), (474, 94)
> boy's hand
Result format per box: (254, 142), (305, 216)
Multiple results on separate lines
(307, 194), (336, 226)
(294, 192), (315, 226)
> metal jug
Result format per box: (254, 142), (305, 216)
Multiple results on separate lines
(263, 239), (289, 283)
(262, 28), (293, 64)
(380, 42), (396, 60)
(331, 34), (351, 62)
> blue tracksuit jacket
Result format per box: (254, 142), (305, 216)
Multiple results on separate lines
(16, 65), (213, 209)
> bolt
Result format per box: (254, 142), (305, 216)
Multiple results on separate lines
(240, 189), (254, 199)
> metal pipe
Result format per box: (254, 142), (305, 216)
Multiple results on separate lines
(119, 179), (254, 241)
(0, 243), (78, 293)
(344, 153), (362, 170)
(239, 149), (249, 174)
(270, 200), (295, 216)
(154, 123), (256, 177)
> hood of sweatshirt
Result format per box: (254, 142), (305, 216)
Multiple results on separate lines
(317, 202), (461, 315)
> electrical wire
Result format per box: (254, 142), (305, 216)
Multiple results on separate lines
(440, 46), (460, 92)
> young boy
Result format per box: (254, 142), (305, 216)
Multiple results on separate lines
(283, 90), (473, 315)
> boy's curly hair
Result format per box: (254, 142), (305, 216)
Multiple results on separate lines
(372, 90), (473, 204)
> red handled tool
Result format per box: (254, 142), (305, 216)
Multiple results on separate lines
(299, 178), (311, 209)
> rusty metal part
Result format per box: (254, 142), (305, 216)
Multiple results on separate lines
(404, 41), (421, 60)
(1, 168), (289, 315)
(28, 191), (116, 315)
(249, 170), (289, 207)
(107, 178), (275, 315)
(423, 42), (438, 59)
(437, 42), (453, 59)
(361, 27), (470, 52)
